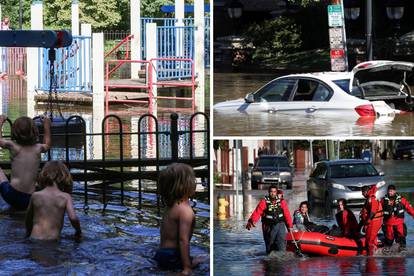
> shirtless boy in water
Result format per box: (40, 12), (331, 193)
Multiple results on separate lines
(0, 115), (51, 210)
(155, 163), (196, 275)
(25, 161), (81, 240)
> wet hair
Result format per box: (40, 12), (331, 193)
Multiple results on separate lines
(299, 201), (309, 209)
(268, 185), (278, 193)
(388, 184), (396, 191)
(337, 198), (347, 207)
(361, 186), (370, 194)
(11, 116), (39, 145)
(38, 161), (73, 193)
(158, 163), (196, 207)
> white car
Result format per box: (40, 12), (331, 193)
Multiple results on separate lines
(214, 60), (414, 117)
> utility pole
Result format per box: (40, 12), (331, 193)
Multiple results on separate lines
(366, 0), (373, 60)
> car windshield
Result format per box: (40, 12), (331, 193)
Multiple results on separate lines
(257, 157), (289, 167)
(333, 79), (350, 93)
(330, 163), (379, 178)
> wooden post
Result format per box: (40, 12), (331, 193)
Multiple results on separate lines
(92, 32), (104, 159)
(71, 0), (79, 36)
(27, 0), (43, 118)
(131, 0), (141, 79)
(194, 0), (205, 112)
(146, 23), (157, 116)
(81, 24), (92, 89)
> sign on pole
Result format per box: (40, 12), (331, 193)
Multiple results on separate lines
(327, 2), (348, 72)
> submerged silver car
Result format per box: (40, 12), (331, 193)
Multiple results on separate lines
(307, 159), (387, 207)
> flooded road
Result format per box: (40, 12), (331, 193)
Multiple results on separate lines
(214, 73), (414, 136)
(214, 159), (414, 275)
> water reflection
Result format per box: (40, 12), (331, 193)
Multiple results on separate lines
(0, 191), (210, 275)
(214, 73), (414, 136)
(0, 78), (207, 161)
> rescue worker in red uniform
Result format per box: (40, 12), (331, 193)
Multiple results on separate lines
(335, 198), (363, 254)
(246, 185), (293, 254)
(359, 185), (383, 256)
(336, 198), (359, 238)
(381, 184), (414, 250)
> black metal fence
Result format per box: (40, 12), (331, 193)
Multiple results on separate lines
(0, 112), (209, 212)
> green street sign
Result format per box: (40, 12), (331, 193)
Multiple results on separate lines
(328, 5), (342, 13)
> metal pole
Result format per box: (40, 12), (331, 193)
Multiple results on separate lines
(19, 0), (23, 29)
(366, 0), (373, 60)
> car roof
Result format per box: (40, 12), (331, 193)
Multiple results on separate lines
(316, 159), (370, 166)
(278, 72), (351, 82)
(258, 155), (287, 158)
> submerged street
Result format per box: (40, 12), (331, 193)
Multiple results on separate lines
(214, 159), (414, 275)
(214, 73), (414, 136)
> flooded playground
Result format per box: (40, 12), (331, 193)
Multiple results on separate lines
(0, 76), (209, 274)
(214, 73), (414, 136)
(214, 159), (414, 275)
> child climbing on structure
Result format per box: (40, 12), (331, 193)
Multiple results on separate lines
(0, 115), (51, 210)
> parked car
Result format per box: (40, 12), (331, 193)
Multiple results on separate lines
(307, 159), (387, 208)
(214, 60), (413, 117)
(251, 155), (292, 189)
(393, 140), (414, 159)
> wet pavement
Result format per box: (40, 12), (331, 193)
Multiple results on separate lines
(214, 73), (414, 136)
(214, 159), (414, 275)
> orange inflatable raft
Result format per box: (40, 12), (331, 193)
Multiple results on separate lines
(286, 231), (368, 257)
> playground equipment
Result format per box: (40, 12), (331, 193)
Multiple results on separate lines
(0, 30), (84, 133)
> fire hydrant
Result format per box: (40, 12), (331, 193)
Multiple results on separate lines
(217, 194), (229, 220)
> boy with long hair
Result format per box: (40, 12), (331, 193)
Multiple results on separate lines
(0, 115), (51, 210)
(155, 163), (196, 275)
(25, 161), (81, 240)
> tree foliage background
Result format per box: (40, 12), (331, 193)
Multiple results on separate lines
(0, 0), (190, 31)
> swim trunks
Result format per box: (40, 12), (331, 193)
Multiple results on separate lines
(0, 181), (31, 210)
(154, 248), (190, 270)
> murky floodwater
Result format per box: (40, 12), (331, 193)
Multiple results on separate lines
(0, 77), (209, 274)
(0, 186), (210, 275)
(214, 159), (414, 275)
(214, 73), (414, 136)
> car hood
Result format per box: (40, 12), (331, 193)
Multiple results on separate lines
(255, 166), (291, 172)
(350, 60), (414, 92)
(331, 176), (384, 186)
(213, 98), (246, 111)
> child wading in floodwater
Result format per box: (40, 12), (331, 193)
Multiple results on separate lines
(155, 163), (196, 275)
(25, 161), (81, 240)
(0, 115), (51, 210)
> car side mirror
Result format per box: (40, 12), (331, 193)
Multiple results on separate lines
(379, 171), (385, 176)
(245, 93), (254, 103)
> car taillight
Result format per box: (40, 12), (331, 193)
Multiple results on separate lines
(356, 62), (372, 69)
(355, 104), (376, 117)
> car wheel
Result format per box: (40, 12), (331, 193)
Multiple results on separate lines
(286, 182), (292, 190)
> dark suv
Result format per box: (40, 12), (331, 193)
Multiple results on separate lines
(251, 155), (293, 189)
(393, 140), (414, 159)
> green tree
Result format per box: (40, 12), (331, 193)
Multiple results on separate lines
(243, 17), (302, 60)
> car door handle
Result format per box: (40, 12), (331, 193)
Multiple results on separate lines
(306, 106), (318, 113)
